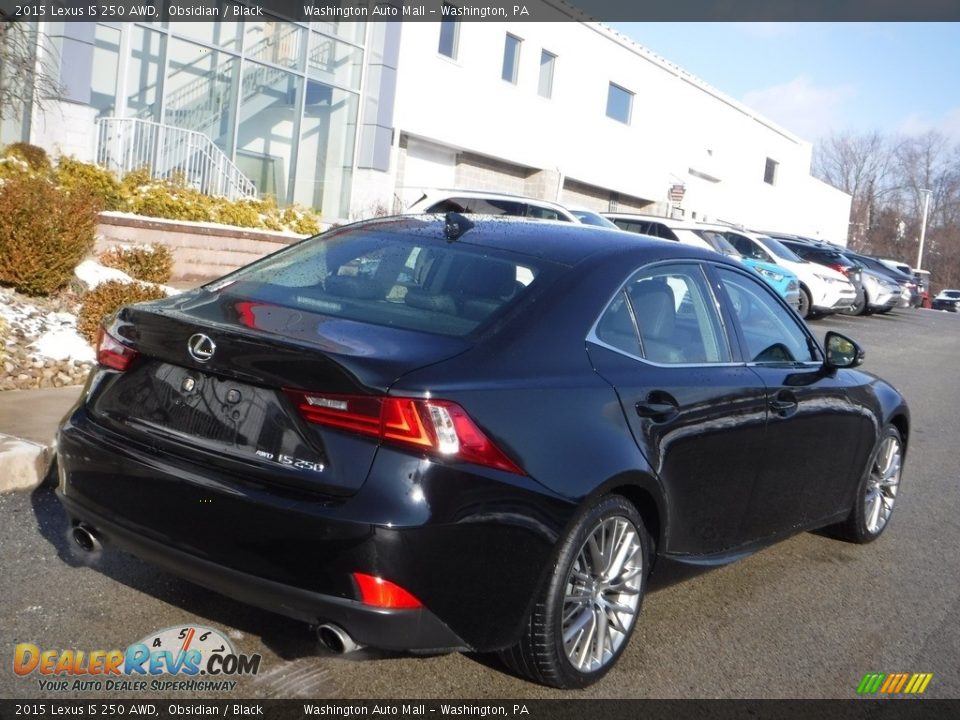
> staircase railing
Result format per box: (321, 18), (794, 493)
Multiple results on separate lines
(96, 117), (257, 201)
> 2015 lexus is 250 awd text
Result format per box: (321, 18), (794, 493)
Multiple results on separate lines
(57, 215), (909, 688)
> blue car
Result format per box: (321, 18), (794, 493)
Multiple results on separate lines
(602, 214), (802, 312)
(689, 228), (801, 312)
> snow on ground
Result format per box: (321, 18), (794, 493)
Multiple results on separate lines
(32, 327), (96, 363)
(0, 293), (93, 363)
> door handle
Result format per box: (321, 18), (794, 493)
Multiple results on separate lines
(769, 391), (798, 418)
(636, 393), (679, 422)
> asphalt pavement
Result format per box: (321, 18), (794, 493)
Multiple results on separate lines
(1, 308), (958, 700)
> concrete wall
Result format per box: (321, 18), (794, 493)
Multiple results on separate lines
(96, 213), (307, 281)
(30, 100), (98, 162)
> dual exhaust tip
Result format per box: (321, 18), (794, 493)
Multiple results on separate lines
(71, 523), (362, 655)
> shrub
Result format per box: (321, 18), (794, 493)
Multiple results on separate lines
(119, 167), (153, 199)
(125, 182), (217, 222)
(1, 143), (51, 172)
(98, 244), (174, 284)
(56, 156), (123, 211)
(282, 206), (321, 235)
(212, 197), (264, 228)
(0, 172), (99, 296)
(78, 281), (168, 344)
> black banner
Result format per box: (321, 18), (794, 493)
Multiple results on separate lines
(2, 0), (960, 22)
(2, 700), (960, 720)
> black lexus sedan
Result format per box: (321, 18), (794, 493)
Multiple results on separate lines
(57, 215), (909, 689)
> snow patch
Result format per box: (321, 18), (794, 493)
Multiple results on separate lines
(74, 260), (136, 290)
(32, 328), (96, 363)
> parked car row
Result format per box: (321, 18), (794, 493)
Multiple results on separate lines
(403, 189), (938, 323)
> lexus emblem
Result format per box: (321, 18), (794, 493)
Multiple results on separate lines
(187, 333), (216, 363)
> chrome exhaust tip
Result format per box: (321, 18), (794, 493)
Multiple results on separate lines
(71, 524), (101, 554)
(316, 623), (362, 654)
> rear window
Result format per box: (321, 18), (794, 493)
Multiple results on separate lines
(211, 229), (543, 337)
(426, 197), (524, 216)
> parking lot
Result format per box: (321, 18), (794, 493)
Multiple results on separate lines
(1, 308), (958, 700)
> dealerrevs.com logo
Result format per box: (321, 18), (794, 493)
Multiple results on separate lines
(14, 625), (261, 692)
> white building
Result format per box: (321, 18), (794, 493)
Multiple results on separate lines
(380, 20), (851, 241)
(2, 10), (851, 241)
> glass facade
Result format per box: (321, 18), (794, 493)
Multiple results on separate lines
(87, 19), (367, 218)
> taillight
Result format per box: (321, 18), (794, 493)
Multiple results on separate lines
(96, 327), (139, 371)
(284, 391), (524, 475)
(829, 263), (850, 277)
(352, 573), (422, 609)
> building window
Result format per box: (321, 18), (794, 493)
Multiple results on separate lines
(502, 34), (521, 84)
(606, 82), (632, 124)
(438, 6), (459, 59)
(764, 157), (779, 185)
(538, 50), (556, 98)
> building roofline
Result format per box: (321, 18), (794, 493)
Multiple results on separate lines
(584, 22), (808, 147)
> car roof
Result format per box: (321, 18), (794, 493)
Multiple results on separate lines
(334, 214), (725, 268)
(410, 188), (572, 210)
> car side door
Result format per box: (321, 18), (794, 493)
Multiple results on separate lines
(587, 261), (770, 556)
(713, 265), (872, 532)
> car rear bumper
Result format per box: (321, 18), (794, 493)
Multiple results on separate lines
(57, 407), (573, 652)
(58, 489), (466, 651)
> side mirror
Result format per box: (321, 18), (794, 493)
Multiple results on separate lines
(824, 331), (864, 369)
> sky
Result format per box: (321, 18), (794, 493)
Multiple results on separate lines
(607, 23), (960, 145)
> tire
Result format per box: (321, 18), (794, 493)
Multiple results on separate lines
(841, 292), (866, 316)
(500, 495), (650, 689)
(830, 425), (904, 544)
(798, 286), (812, 319)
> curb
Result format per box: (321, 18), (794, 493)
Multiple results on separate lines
(0, 433), (55, 493)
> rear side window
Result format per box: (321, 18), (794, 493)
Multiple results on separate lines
(525, 204), (569, 221)
(594, 264), (731, 364)
(217, 230), (542, 337)
(426, 197), (525, 216)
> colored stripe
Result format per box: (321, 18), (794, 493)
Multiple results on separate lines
(904, 674), (920, 694)
(893, 673), (909, 693)
(917, 673), (933, 694)
(880, 674), (896, 693)
(857, 674), (878, 694)
(867, 673), (885, 693)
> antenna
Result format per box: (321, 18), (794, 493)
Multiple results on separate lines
(444, 212), (474, 242)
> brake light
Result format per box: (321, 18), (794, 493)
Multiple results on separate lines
(352, 573), (423, 609)
(96, 327), (139, 371)
(285, 391), (524, 474)
(829, 263), (851, 277)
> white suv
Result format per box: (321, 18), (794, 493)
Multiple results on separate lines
(723, 229), (857, 319)
(602, 213), (802, 312)
(406, 190), (577, 222)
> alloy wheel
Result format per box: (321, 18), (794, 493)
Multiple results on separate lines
(864, 434), (902, 534)
(561, 516), (643, 673)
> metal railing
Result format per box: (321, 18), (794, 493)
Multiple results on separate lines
(96, 117), (257, 201)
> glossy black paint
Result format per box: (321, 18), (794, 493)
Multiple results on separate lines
(57, 216), (910, 654)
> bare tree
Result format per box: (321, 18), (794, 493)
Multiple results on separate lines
(812, 131), (897, 250)
(0, 19), (63, 123)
